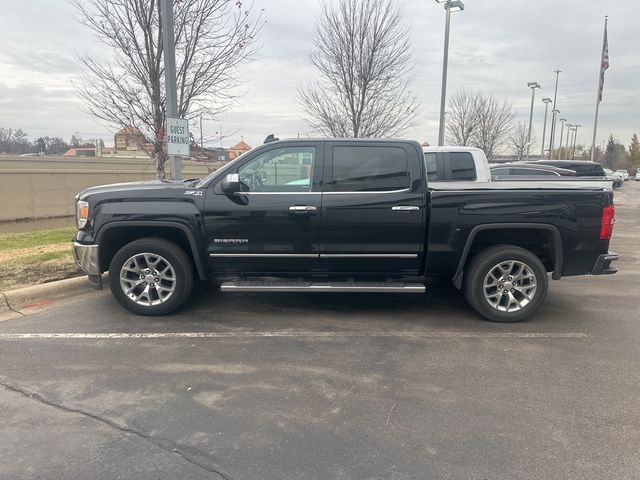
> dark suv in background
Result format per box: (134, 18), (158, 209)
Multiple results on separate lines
(522, 160), (607, 177)
(491, 163), (577, 179)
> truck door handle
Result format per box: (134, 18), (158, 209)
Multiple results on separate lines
(392, 206), (420, 212)
(289, 205), (317, 212)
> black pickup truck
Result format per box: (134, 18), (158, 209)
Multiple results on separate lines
(73, 138), (618, 322)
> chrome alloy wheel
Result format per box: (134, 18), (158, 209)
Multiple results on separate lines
(119, 253), (176, 306)
(483, 260), (537, 313)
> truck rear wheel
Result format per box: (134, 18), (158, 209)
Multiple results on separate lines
(108, 238), (194, 316)
(463, 245), (548, 322)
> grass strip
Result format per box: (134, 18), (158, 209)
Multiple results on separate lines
(0, 227), (76, 252)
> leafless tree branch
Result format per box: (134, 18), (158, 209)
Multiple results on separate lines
(509, 122), (534, 160)
(298, 0), (418, 138)
(72, 0), (264, 179)
(446, 90), (515, 160)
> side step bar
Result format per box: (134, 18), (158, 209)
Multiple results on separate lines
(220, 280), (426, 293)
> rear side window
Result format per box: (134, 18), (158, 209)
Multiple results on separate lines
(449, 152), (477, 180)
(424, 152), (442, 181)
(575, 164), (605, 176)
(512, 168), (557, 176)
(491, 167), (511, 177)
(331, 146), (409, 192)
(546, 162), (604, 176)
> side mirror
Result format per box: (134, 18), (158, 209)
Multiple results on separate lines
(221, 173), (241, 194)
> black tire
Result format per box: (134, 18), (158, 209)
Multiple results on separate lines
(108, 238), (194, 316)
(462, 244), (548, 323)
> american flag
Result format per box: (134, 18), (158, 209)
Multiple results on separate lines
(598, 21), (609, 101)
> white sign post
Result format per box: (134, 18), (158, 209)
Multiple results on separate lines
(166, 117), (190, 157)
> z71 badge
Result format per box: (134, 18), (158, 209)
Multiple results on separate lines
(184, 190), (204, 196)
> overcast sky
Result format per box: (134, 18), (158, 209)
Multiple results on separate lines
(0, 0), (637, 152)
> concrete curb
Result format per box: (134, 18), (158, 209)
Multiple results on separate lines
(0, 275), (103, 315)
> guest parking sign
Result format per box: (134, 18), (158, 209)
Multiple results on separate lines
(166, 118), (190, 156)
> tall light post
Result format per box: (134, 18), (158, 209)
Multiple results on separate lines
(550, 109), (560, 158)
(436, 0), (465, 146)
(540, 97), (552, 159)
(526, 81), (541, 160)
(549, 69), (561, 155)
(571, 124), (581, 159)
(565, 123), (574, 159)
(558, 118), (566, 159)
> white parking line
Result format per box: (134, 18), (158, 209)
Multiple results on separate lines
(0, 331), (588, 339)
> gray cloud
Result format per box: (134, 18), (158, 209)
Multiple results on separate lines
(0, 0), (638, 151)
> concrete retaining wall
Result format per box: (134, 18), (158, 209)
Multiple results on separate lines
(0, 155), (217, 222)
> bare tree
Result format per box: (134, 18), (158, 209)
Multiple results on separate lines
(446, 90), (515, 159)
(0, 128), (31, 154)
(73, 0), (263, 179)
(298, 0), (418, 138)
(471, 94), (515, 160)
(509, 122), (533, 160)
(446, 89), (479, 146)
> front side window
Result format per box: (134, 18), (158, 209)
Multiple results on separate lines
(449, 152), (477, 180)
(237, 147), (315, 192)
(331, 146), (409, 192)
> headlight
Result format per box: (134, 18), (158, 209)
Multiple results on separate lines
(76, 200), (89, 229)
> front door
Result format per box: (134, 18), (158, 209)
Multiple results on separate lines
(319, 142), (425, 275)
(203, 142), (323, 275)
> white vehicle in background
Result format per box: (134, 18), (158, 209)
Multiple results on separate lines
(422, 146), (491, 182)
(604, 168), (624, 189)
(423, 146), (613, 190)
(616, 169), (629, 180)
(635, 170), (640, 181)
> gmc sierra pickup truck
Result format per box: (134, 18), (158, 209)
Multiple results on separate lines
(73, 138), (619, 322)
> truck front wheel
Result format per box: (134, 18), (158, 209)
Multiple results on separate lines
(108, 238), (194, 316)
(463, 245), (548, 322)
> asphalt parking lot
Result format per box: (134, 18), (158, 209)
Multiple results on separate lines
(1, 182), (639, 480)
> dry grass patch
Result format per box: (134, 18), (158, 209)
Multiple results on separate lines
(0, 228), (81, 291)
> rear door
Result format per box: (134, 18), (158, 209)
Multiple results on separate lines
(319, 142), (425, 275)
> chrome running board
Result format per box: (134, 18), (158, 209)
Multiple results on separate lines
(220, 280), (426, 293)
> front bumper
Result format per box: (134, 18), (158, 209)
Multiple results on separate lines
(590, 251), (619, 275)
(72, 242), (103, 289)
(72, 242), (100, 275)
(73, 242), (102, 290)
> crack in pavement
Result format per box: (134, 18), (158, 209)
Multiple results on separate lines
(0, 380), (232, 480)
(0, 292), (25, 316)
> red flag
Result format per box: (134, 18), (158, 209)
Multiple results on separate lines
(598, 21), (609, 101)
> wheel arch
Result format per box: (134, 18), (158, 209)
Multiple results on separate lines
(452, 223), (563, 289)
(96, 221), (207, 280)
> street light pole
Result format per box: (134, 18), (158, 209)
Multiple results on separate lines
(550, 110), (559, 159)
(540, 98), (552, 159)
(557, 118), (566, 159)
(160, 0), (181, 180)
(565, 124), (573, 159)
(571, 124), (581, 159)
(526, 81), (541, 160)
(549, 69), (561, 156)
(436, 0), (464, 146)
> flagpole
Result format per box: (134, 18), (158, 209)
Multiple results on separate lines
(591, 16), (608, 162)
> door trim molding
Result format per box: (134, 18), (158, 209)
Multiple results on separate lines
(209, 253), (318, 258)
(209, 253), (418, 259)
(320, 253), (418, 258)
